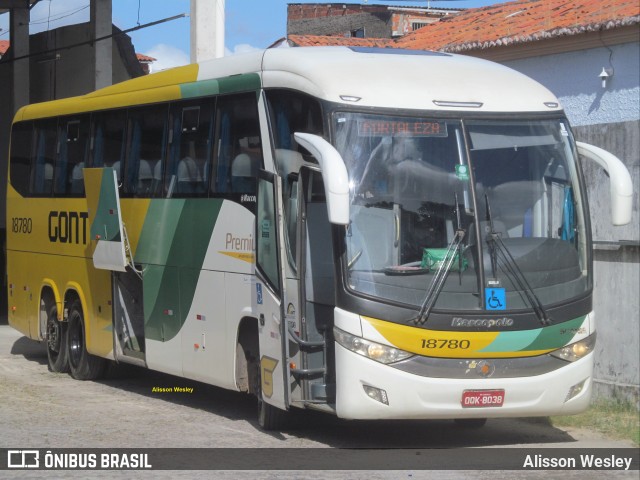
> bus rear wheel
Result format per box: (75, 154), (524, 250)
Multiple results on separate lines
(67, 300), (107, 380)
(45, 304), (69, 373)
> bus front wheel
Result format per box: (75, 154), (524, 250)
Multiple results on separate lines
(45, 303), (69, 373)
(67, 300), (107, 380)
(251, 357), (288, 430)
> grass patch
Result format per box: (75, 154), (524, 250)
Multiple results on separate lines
(551, 399), (640, 446)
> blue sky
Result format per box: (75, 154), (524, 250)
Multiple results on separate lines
(1, 1), (510, 70)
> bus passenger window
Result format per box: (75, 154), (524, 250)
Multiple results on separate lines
(90, 110), (127, 189)
(55, 117), (90, 196)
(9, 121), (33, 197)
(266, 90), (323, 175)
(213, 94), (262, 195)
(126, 105), (168, 197)
(30, 119), (57, 195)
(166, 101), (213, 197)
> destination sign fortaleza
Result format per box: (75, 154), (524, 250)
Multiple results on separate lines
(357, 118), (447, 137)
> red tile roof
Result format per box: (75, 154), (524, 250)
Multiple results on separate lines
(285, 0), (639, 53)
(0, 40), (9, 56)
(397, 0), (640, 53)
(287, 34), (393, 48)
(136, 53), (156, 63)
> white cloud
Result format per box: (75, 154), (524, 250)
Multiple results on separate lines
(144, 43), (189, 72)
(224, 43), (262, 57)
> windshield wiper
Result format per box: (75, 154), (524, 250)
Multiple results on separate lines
(415, 195), (465, 325)
(484, 194), (551, 326)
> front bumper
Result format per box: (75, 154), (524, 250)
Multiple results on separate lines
(335, 344), (592, 420)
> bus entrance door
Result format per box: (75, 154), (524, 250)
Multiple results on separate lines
(83, 167), (128, 272)
(254, 171), (290, 411)
(296, 169), (334, 405)
(84, 168), (145, 366)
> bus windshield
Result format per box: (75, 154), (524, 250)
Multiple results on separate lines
(333, 112), (589, 313)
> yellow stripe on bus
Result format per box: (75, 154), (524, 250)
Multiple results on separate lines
(362, 316), (554, 359)
(17, 64), (200, 121)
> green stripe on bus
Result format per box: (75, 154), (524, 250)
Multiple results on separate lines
(522, 315), (586, 352)
(478, 315), (586, 353)
(139, 199), (222, 342)
(89, 168), (121, 242)
(180, 73), (261, 99)
(180, 79), (220, 98)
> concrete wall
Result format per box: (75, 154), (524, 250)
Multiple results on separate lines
(504, 44), (640, 405)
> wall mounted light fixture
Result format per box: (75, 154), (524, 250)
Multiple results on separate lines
(599, 67), (614, 88)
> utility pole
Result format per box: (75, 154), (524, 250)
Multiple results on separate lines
(190, 0), (225, 63)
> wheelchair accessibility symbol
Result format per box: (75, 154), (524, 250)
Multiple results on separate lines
(485, 288), (506, 310)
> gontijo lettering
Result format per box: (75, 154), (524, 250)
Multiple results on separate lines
(48, 211), (88, 244)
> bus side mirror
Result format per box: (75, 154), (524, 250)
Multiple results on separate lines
(576, 142), (633, 226)
(293, 132), (350, 225)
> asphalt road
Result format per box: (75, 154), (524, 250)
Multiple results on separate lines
(0, 320), (636, 479)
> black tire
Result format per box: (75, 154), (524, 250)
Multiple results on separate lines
(251, 356), (288, 431)
(454, 418), (487, 428)
(45, 303), (69, 373)
(67, 299), (108, 380)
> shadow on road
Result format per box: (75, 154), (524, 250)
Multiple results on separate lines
(8, 334), (577, 448)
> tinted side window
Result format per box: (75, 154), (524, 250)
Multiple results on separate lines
(30, 119), (58, 196)
(166, 100), (214, 197)
(266, 89), (323, 153)
(125, 105), (168, 197)
(91, 110), (127, 189)
(213, 94), (262, 195)
(9, 121), (33, 197)
(56, 116), (91, 196)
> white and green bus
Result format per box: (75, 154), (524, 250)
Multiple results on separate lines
(7, 47), (632, 429)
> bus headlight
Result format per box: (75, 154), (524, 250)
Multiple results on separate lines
(334, 327), (413, 364)
(550, 333), (596, 362)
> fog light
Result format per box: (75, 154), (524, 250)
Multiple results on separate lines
(362, 385), (389, 405)
(565, 379), (587, 402)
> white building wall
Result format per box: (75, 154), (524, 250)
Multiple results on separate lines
(503, 42), (640, 405)
(504, 42), (640, 127)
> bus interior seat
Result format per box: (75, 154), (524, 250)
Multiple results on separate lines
(137, 159), (153, 195)
(43, 163), (54, 193)
(177, 156), (203, 194)
(349, 204), (399, 270)
(70, 162), (84, 194)
(275, 149), (303, 176)
(152, 160), (163, 195)
(231, 153), (257, 193)
(487, 182), (545, 236)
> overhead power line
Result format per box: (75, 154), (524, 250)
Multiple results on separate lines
(4, 12), (187, 63)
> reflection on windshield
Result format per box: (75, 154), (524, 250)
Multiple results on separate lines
(334, 113), (589, 314)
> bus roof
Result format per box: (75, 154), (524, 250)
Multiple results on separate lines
(257, 47), (562, 113)
(15, 46), (562, 121)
